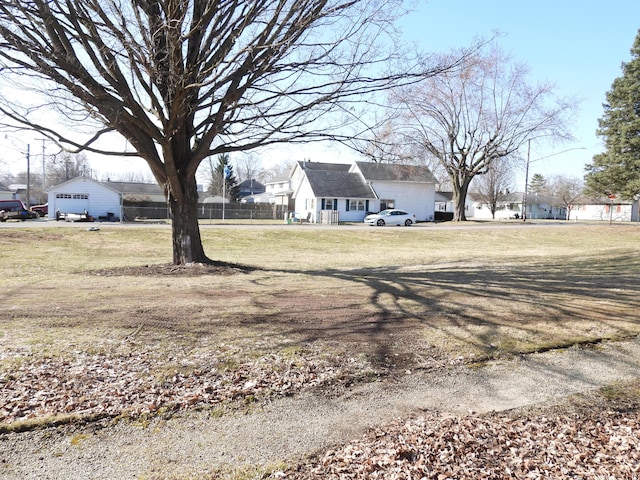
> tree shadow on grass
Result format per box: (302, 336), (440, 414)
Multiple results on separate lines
(244, 252), (640, 370)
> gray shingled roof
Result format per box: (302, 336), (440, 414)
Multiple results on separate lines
(102, 181), (163, 195)
(297, 161), (351, 172)
(305, 169), (374, 198)
(355, 161), (437, 183)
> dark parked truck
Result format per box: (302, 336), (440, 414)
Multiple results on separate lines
(30, 203), (48, 217)
(0, 199), (38, 221)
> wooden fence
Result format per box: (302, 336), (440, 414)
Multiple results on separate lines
(122, 202), (287, 221)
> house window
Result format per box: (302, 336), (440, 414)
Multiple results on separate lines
(380, 199), (394, 210)
(305, 198), (315, 210)
(349, 200), (365, 211)
(323, 198), (337, 210)
(56, 193), (89, 199)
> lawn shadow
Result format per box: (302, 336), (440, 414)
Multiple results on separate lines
(245, 252), (640, 369)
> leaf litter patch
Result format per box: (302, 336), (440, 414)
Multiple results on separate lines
(88, 262), (256, 277)
(275, 384), (640, 479)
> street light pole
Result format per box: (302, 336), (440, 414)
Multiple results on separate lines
(522, 140), (531, 221)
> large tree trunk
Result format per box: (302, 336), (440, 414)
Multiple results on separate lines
(167, 177), (209, 265)
(451, 177), (471, 221)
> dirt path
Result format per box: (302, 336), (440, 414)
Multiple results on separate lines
(2, 338), (639, 479)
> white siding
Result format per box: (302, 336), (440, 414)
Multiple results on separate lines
(370, 181), (434, 222)
(293, 180), (317, 222)
(569, 203), (633, 222)
(48, 177), (121, 220)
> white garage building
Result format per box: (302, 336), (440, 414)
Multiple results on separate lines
(48, 176), (122, 221)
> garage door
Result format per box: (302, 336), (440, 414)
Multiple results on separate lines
(54, 193), (90, 213)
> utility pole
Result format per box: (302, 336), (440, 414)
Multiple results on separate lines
(522, 140), (530, 221)
(26, 144), (30, 209)
(41, 139), (46, 191)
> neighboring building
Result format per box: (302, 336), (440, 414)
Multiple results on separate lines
(435, 191), (477, 219)
(237, 179), (266, 201)
(0, 182), (13, 201)
(290, 160), (437, 223)
(48, 176), (122, 220)
(435, 191), (454, 214)
(202, 195), (230, 204)
(568, 197), (635, 222)
(471, 192), (566, 220)
(8, 184), (27, 203)
(264, 173), (294, 209)
(102, 179), (166, 203)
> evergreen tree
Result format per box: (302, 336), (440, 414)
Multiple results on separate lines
(585, 30), (640, 200)
(528, 174), (547, 195)
(209, 154), (240, 201)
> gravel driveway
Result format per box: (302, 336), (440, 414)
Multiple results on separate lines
(2, 337), (639, 479)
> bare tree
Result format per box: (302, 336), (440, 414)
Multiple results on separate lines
(391, 44), (575, 221)
(98, 170), (155, 183)
(47, 152), (93, 185)
(547, 175), (584, 220)
(0, 0), (453, 264)
(235, 153), (265, 183)
(263, 160), (296, 183)
(471, 158), (515, 219)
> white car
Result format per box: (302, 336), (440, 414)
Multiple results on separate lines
(364, 209), (416, 226)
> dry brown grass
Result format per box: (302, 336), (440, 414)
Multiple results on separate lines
(2, 224), (639, 366)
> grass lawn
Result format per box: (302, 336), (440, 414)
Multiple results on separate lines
(1, 223), (639, 428)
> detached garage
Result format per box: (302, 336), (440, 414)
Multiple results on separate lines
(48, 176), (122, 221)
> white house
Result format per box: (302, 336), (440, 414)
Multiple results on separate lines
(568, 198), (635, 222)
(48, 176), (122, 221)
(470, 192), (567, 220)
(264, 174), (294, 208)
(435, 191), (477, 219)
(290, 160), (437, 223)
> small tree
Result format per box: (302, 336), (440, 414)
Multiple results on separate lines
(585, 29), (640, 200)
(207, 154), (240, 202)
(547, 175), (584, 220)
(472, 159), (515, 219)
(47, 152), (93, 185)
(235, 153), (265, 184)
(392, 44), (574, 221)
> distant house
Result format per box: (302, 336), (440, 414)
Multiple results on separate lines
(102, 180), (166, 203)
(202, 195), (230, 204)
(237, 179), (266, 201)
(435, 191), (454, 213)
(568, 197), (635, 222)
(0, 182), (13, 201)
(471, 192), (566, 220)
(290, 160), (437, 223)
(48, 176), (122, 220)
(435, 191), (476, 219)
(264, 174), (294, 209)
